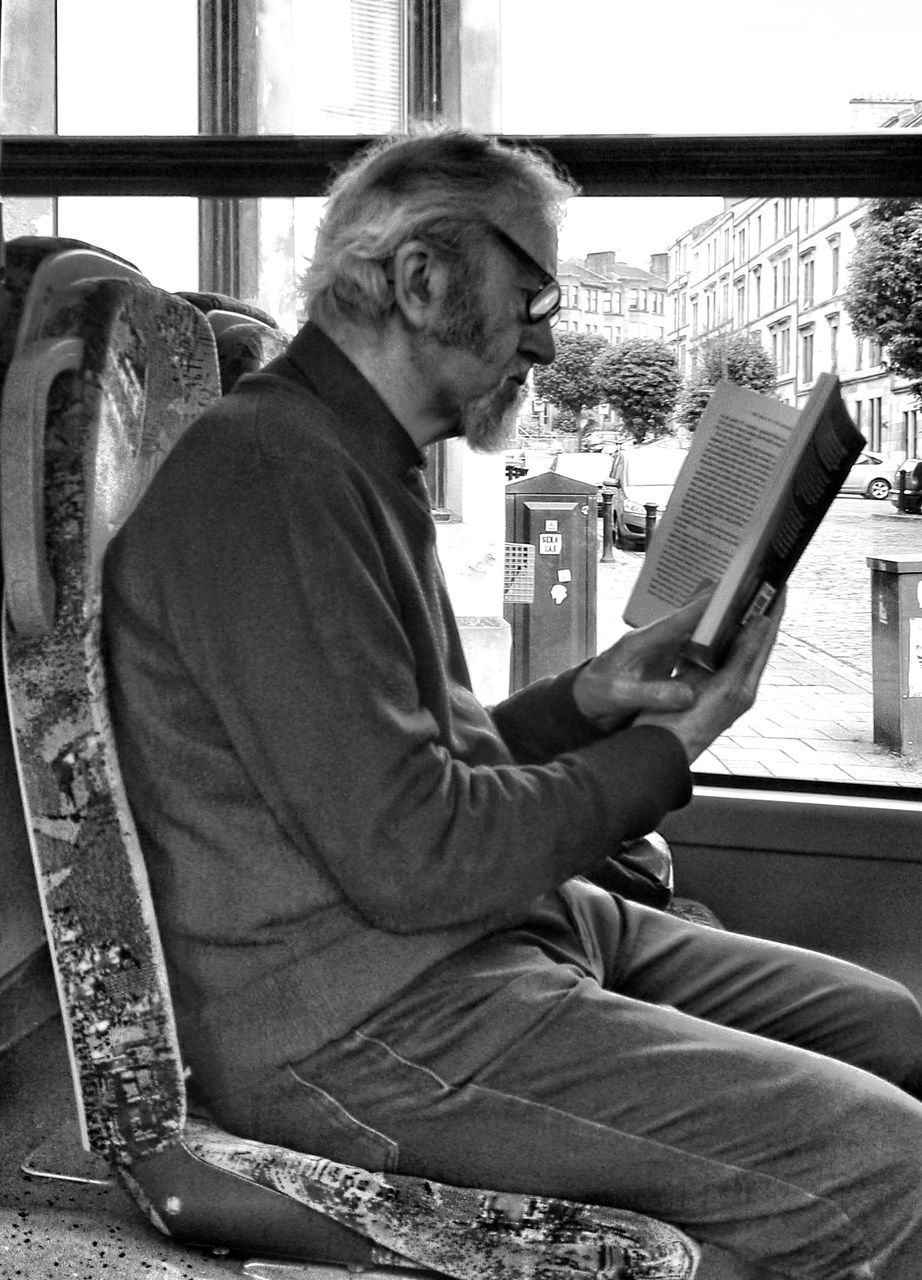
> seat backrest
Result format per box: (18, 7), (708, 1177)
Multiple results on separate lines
(177, 290), (289, 392)
(0, 238), (151, 1052)
(1, 271), (221, 1162)
(0, 237), (146, 386)
(207, 310), (290, 392)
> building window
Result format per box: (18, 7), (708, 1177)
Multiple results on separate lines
(772, 256), (791, 308)
(801, 253), (815, 307)
(869, 338), (883, 366)
(771, 321), (791, 373)
(800, 327), (815, 383)
(827, 314), (839, 371)
(869, 396), (883, 449)
(829, 236), (841, 294)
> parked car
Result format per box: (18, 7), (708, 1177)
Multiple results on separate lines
(890, 458), (922, 513)
(553, 450), (617, 494)
(583, 430), (622, 453)
(504, 449), (527, 480)
(609, 443), (689, 547)
(840, 450), (898, 500)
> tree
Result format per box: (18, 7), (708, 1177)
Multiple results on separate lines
(592, 338), (681, 443)
(531, 331), (610, 448)
(845, 198), (922, 400)
(675, 333), (778, 432)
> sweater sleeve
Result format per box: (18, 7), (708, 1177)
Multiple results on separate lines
(127, 414), (693, 937)
(490, 664), (606, 764)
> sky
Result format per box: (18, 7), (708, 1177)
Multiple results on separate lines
(497, 0), (922, 267)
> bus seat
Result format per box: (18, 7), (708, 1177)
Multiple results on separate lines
(0, 236), (146, 382)
(0, 270), (701, 1279)
(206, 311), (289, 392)
(0, 237), (154, 1049)
(177, 290), (289, 392)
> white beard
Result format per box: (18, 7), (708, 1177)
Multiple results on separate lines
(462, 379), (526, 454)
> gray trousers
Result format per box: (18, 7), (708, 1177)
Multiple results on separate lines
(210, 883), (922, 1279)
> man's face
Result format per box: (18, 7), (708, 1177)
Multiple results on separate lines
(425, 212), (558, 453)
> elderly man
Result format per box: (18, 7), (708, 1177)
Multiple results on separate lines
(103, 130), (922, 1279)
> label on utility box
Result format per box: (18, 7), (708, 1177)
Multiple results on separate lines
(539, 533), (562, 555)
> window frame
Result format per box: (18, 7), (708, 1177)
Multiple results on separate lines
(2, 129), (921, 808)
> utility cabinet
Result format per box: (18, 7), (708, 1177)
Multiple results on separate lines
(868, 553), (922, 759)
(504, 471), (597, 693)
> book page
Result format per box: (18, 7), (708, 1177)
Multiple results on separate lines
(625, 384), (798, 625)
(684, 374), (863, 667)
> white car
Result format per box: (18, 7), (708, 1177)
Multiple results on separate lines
(609, 444), (689, 547)
(840, 451), (898, 500)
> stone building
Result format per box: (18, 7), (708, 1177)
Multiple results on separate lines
(665, 99), (922, 460)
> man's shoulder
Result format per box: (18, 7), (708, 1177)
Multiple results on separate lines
(171, 372), (353, 477)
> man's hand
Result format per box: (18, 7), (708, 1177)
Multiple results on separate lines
(572, 594), (712, 733)
(634, 594), (785, 763)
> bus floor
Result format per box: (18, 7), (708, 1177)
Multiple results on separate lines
(0, 1015), (339, 1280)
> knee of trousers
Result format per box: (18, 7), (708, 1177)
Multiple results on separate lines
(854, 974), (922, 1086)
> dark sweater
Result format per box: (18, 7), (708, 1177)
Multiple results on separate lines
(102, 323), (691, 1089)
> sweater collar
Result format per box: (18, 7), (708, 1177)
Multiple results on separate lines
(277, 321), (425, 476)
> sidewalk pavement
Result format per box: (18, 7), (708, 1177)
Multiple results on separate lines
(595, 556), (922, 790)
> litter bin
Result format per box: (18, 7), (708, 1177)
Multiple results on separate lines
(867, 553), (922, 759)
(504, 471), (597, 692)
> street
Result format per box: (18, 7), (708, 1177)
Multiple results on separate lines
(600, 497), (922, 683)
(784, 497), (922, 678)
(596, 499), (922, 786)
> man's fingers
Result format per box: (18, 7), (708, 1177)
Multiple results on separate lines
(607, 677), (698, 711)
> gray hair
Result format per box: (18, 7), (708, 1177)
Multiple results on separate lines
(302, 128), (577, 328)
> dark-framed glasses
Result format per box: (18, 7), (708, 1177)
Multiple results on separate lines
(485, 223), (562, 325)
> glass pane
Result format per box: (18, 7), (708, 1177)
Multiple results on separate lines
(537, 191), (922, 790)
(500, 0), (922, 134)
(279, 0), (406, 133)
(55, 197), (198, 293)
(56, 0), (197, 136)
(251, 1), (406, 329)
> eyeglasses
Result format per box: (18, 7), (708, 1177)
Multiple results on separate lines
(484, 224), (562, 325)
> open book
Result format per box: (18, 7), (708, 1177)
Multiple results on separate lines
(623, 374), (865, 669)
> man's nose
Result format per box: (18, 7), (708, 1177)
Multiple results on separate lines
(522, 317), (556, 366)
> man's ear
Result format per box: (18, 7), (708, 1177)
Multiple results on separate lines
(391, 240), (448, 330)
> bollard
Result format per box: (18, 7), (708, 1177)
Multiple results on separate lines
(897, 469), (908, 514)
(644, 502), (658, 549)
(867, 553), (922, 759)
(600, 488), (615, 562)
